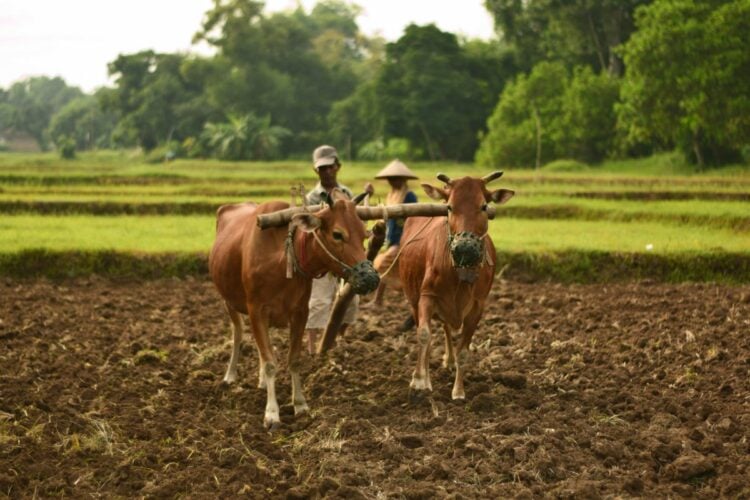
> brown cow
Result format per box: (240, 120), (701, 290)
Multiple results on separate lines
(209, 191), (379, 428)
(398, 172), (514, 400)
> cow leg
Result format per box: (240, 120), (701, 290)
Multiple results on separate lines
(288, 311), (310, 416)
(442, 322), (455, 369)
(452, 305), (483, 400)
(223, 302), (242, 384)
(410, 297), (435, 395)
(247, 305), (280, 429)
(256, 345), (267, 389)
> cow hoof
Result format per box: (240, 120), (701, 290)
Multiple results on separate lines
(264, 418), (281, 431)
(223, 373), (237, 384)
(294, 403), (310, 416)
(451, 390), (465, 401)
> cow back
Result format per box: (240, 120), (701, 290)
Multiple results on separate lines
(209, 201), (291, 315)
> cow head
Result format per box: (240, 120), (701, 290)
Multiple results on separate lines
(291, 190), (379, 294)
(421, 172), (514, 268)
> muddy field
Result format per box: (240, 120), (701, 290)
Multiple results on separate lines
(1, 277), (749, 498)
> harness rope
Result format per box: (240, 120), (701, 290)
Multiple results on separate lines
(286, 225), (355, 279)
(286, 207), (493, 282)
(379, 216), (491, 280)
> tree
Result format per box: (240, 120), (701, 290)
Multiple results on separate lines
(48, 93), (116, 150)
(201, 113), (290, 160)
(555, 66), (620, 163)
(476, 61), (567, 168)
(484, 0), (650, 75)
(618, 0), (750, 166)
(1, 77), (83, 149)
(376, 24), (487, 161)
(193, 0), (366, 155)
(103, 51), (213, 150)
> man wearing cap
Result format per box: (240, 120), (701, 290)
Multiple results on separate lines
(369, 159), (419, 306)
(304, 145), (369, 354)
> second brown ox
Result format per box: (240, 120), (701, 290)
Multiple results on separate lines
(208, 191), (379, 428)
(398, 172), (514, 400)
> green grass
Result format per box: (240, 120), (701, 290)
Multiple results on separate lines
(0, 215), (215, 252)
(492, 218), (749, 253)
(1, 151), (748, 282)
(2, 214), (746, 254)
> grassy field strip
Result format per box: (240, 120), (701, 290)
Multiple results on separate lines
(2, 174), (750, 192)
(3, 178), (749, 196)
(0, 215), (216, 252)
(1, 214), (748, 253)
(0, 192), (277, 204)
(491, 218), (750, 253)
(0, 196), (747, 230)
(511, 196), (750, 217)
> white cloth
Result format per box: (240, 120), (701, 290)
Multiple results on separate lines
(306, 273), (359, 329)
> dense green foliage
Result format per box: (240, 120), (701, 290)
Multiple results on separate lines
(479, 0), (749, 168)
(376, 25), (512, 161)
(483, 0), (649, 75)
(48, 94), (116, 150)
(101, 51), (213, 151)
(617, 0), (750, 166)
(1, 0), (748, 167)
(0, 77), (83, 149)
(477, 64), (620, 167)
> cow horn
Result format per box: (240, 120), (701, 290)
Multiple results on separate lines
(352, 191), (368, 205)
(320, 191), (333, 207)
(482, 171), (504, 184)
(437, 173), (452, 185)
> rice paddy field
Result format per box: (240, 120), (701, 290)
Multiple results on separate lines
(0, 150), (748, 281)
(1, 151), (749, 498)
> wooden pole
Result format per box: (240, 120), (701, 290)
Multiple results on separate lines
(257, 203), (497, 229)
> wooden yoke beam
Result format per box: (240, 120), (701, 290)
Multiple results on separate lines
(257, 203), (497, 229)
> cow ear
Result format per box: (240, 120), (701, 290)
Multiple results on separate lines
(421, 183), (448, 201)
(489, 189), (514, 205)
(291, 213), (321, 232)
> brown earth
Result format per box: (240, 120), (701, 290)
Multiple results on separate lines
(1, 278), (749, 498)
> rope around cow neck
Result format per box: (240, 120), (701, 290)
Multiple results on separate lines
(379, 217), (491, 280)
(378, 217), (440, 280)
(311, 229), (354, 276)
(285, 225), (354, 279)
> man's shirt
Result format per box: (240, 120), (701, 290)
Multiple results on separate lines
(305, 181), (353, 205)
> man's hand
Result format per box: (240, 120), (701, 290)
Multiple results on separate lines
(363, 182), (375, 196)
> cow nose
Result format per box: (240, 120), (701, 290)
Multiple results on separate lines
(449, 232), (484, 268)
(346, 260), (380, 295)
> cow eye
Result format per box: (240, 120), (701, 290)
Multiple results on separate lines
(481, 203), (488, 212)
(332, 230), (345, 241)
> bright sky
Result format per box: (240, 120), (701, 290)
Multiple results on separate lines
(0, 0), (496, 93)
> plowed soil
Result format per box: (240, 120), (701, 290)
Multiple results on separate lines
(1, 278), (749, 498)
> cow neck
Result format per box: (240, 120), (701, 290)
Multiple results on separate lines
(293, 228), (326, 279)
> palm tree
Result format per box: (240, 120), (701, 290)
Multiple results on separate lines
(202, 113), (290, 161)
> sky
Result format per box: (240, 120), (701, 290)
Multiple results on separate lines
(0, 0), (496, 93)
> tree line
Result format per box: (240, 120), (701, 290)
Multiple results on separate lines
(0, 0), (748, 167)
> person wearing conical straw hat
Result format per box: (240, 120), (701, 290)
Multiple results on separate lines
(368, 159), (418, 306)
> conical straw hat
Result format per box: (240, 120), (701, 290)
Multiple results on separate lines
(375, 159), (418, 179)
